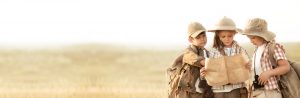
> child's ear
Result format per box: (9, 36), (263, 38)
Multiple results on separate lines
(188, 37), (193, 43)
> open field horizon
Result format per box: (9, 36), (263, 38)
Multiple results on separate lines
(0, 42), (299, 98)
(1, 0), (300, 97)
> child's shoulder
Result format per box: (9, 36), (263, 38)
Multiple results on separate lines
(183, 47), (198, 58)
(267, 42), (286, 52)
(182, 46), (200, 65)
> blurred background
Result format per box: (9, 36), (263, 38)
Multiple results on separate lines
(0, 0), (299, 98)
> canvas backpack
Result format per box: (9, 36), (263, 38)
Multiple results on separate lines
(268, 43), (300, 98)
(166, 54), (184, 98)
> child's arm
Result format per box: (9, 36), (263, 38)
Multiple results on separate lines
(258, 44), (290, 85)
(182, 50), (205, 67)
(259, 59), (290, 85)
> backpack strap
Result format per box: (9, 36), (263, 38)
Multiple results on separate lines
(267, 42), (277, 68)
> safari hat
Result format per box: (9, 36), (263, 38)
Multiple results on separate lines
(241, 18), (276, 41)
(208, 16), (242, 33)
(188, 22), (206, 38)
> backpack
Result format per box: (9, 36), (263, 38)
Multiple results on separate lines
(268, 43), (300, 98)
(166, 54), (184, 98)
(166, 49), (213, 98)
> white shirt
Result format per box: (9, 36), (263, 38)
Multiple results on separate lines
(253, 43), (266, 75)
(224, 47), (234, 56)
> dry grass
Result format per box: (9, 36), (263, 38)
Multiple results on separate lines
(0, 44), (180, 98)
(0, 43), (298, 98)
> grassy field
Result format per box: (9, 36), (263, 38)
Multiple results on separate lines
(0, 42), (299, 98)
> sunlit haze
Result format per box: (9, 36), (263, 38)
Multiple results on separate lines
(0, 0), (299, 47)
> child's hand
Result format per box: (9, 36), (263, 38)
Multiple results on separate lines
(200, 59), (205, 67)
(200, 67), (207, 77)
(244, 61), (251, 70)
(258, 71), (272, 85)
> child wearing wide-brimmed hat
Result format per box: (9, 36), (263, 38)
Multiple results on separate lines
(242, 18), (290, 98)
(200, 17), (250, 98)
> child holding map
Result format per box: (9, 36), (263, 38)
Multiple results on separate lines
(200, 17), (250, 98)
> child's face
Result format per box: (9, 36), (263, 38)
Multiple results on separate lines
(247, 35), (266, 46)
(218, 31), (235, 47)
(190, 33), (207, 48)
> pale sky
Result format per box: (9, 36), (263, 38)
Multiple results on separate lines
(0, 0), (299, 47)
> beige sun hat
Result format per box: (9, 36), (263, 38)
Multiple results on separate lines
(188, 22), (206, 38)
(208, 16), (242, 33)
(241, 18), (276, 41)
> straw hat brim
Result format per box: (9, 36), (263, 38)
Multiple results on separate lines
(207, 26), (243, 33)
(241, 31), (276, 41)
(190, 30), (206, 38)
